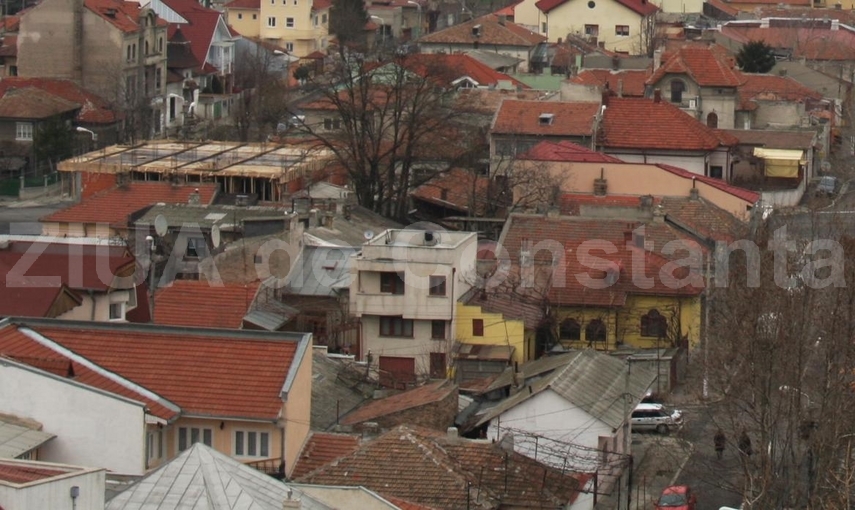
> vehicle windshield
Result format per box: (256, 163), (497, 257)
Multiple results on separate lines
(658, 494), (687, 506)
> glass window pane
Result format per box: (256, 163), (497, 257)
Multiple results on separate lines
(203, 429), (212, 446)
(248, 432), (257, 456)
(260, 433), (269, 457)
(178, 427), (188, 451)
(191, 428), (200, 444)
(235, 431), (244, 455)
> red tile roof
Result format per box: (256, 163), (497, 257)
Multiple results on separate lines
(0, 320), (305, 420)
(520, 140), (623, 162)
(499, 214), (704, 307)
(719, 21), (855, 61)
(164, 0), (224, 68)
(313, 0), (332, 9)
(659, 196), (749, 244)
(752, 7), (855, 24)
(0, 35), (17, 57)
(492, 100), (599, 137)
(705, 0), (738, 16)
(383, 496), (440, 510)
(84, 0), (168, 34)
(395, 53), (528, 89)
(154, 280), (260, 329)
(568, 69), (650, 97)
(0, 78), (119, 124)
(340, 381), (456, 426)
(736, 72), (822, 111)
(0, 463), (68, 484)
(42, 182), (218, 228)
(493, 1), (519, 16)
(224, 0), (259, 8)
(0, 88), (79, 120)
(600, 97), (738, 150)
(292, 432), (361, 479)
(411, 168), (490, 215)
(648, 45), (743, 87)
(418, 14), (545, 47)
(656, 163), (760, 203)
(299, 425), (587, 509)
(560, 193), (660, 214)
(537, 0), (657, 15)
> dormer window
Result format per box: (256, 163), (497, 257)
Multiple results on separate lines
(472, 24), (481, 37)
(539, 113), (554, 126)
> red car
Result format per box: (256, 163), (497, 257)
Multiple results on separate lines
(655, 485), (697, 510)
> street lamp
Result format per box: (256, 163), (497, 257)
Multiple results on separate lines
(75, 126), (98, 142)
(370, 15), (386, 45)
(407, 0), (422, 39)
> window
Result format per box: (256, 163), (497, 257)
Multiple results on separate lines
(431, 320), (446, 339)
(670, 80), (685, 104)
(8, 65), (16, 76)
(155, 68), (162, 92)
(146, 430), (164, 461)
(380, 272), (405, 294)
(640, 309), (667, 338)
(615, 25), (629, 36)
(286, 17), (295, 27)
(322, 13), (327, 22)
(314, 15), (318, 26)
(109, 303), (124, 320)
(127, 45), (132, 61)
(559, 318), (581, 340)
(585, 319), (607, 342)
(132, 44), (136, 60)
(234, 430), (270, 457)
(541, 21), (547, 32)
(145, 40), (149, 55)
(15, 122), (32, 141)
(253, 13), (257, 19)
(429, 275), (446, 296)
(472, 318), (484, 336)
(159, 37), (163, 52)
(709, 165), (723, 179)
(706, 112), (718, 128)
(584, 24), (599, 36)
(186, 237), (205, 258)
(285, 42), (294, 51)
(323, 118), (341, 130)
(178, 427), (213, 451)
(267, 16), (276, 27)
(238, 12), (243, 18)
(380, 316), (414, 337)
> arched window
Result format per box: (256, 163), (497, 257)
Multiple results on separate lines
(669, 80), (685, 104)
(706, 112), (718, 128)
(559, 319), (581, 340)
(640, 309), (668, 338)
(145, 41), (149, 55)
(158, 37), (163, 52)
(585, 319), (606, 342)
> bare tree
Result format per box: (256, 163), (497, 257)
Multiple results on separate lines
(233, 42), (292, 142)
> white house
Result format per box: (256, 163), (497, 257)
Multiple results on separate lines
(0, 458), (105, 510)
(349, 229), (477, 385)
(0, 357), (148, 475)
(470, 350), (656, 509)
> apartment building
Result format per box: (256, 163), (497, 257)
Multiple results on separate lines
(225, 0), (330, 56)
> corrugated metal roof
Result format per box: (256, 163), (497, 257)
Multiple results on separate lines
(242, 309), (294, 331)
(286, 246), (356, 297)
(0, 420), (55, 459)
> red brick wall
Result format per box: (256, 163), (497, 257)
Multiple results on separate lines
(80, 171), (116, 199)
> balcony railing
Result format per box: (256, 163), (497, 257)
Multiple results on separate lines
(245, 458), (284, 480)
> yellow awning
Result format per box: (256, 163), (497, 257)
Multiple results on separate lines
(754, 148), (803, 178)
(753, 148), (804, 161)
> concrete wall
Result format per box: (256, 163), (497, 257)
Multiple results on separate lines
(0, 359), (147, 475)
(753, 101), (805, 129)
(0, 461), (105, 510)
(650, 0), (703, 13)
(543, 0), (648, 53)
(761, 178), (806, 208)
(17, 0), (77, 80)
(362, 315), (441, 375)
(698, 87), (737, 130)
(606, 151), (707, 175)
(282, 335), (313, 477)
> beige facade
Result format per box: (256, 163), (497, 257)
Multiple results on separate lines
(510, 0), (547, 35)
(649, 0), (703, 13)
(227, 0), (329, 56)
(229, 8), (261, 38)
(541, 0), (651, 53)
(57, 288), (138, 322)
(648, 74), (739, 130)
(518, 160), (755, 219)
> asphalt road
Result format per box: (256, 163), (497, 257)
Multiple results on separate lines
(0, 203), (67, 235)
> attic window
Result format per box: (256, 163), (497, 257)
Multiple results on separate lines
(539, 113), (554, 126)
(472, 24), (481, 37)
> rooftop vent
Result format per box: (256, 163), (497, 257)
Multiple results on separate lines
(539, 113), (554, 125)
(105, 7), (117, 17)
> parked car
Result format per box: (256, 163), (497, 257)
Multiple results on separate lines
(631, 403), (683, 434)
(655, 485), (696, 510)
(816, 175), (837, 196)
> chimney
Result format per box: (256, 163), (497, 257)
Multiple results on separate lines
(601, 90), (610, 106)
(690, 187), (700, 200)
(835, 2), (842, 7)
(546, 206), (560, 218)
(361, 422), (381, 438)
(652, 204), (665, 223)
(639, 195), (653, 210)
(282, 488), (301, 509)
(653, 88), (661, 103)
(617, 79), (623, 98)
(653, 48), (662, 70)
(593, 167), (607, 196)
(309, 209), (320, 228)
(557, 37), (562, 44)
(598, 41), (605, 49)
(447, 427), (459, 439)
(778, 68), (787, 76)
(188, 188), (201, 205)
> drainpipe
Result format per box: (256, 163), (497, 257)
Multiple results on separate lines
(88, 290), (95, 320)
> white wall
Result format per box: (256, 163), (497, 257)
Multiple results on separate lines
(0, 463), (105, 510)
(0, 360), (147, 475)
(604, 152), (707, 175)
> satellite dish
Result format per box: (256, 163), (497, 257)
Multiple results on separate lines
(364, 230), (375, 240)
(211, 225), (222, 248)
(154, 215), (168, 237)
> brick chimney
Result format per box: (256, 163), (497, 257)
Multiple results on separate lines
(653, 89), (661, 103)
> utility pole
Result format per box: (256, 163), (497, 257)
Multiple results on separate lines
(703, 250), (712, 399)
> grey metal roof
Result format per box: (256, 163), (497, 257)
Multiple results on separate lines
(135, 204), (292, 231)
(483, 352), (580, 394)
(311, 350), (373, 431)
(472, 350), (656, 430)
(0, 416), (55, 459)
(242, 310), (293, 331)
(305, 206), (402, 248)
(288, 484), (402, 509)
(285, 246), (355, 297)
(464, 50), (523, 70)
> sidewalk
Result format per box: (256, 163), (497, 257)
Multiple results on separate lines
(0, 195), (70, 208)
(628, 436), (694, 510)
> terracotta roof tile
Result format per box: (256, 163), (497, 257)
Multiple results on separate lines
(154, 280), (260, 329)
(411, 168), (490, 215)
(0, 88), (79, 119)
(299, 425), (586, 509)
(568, 69), (650, 97)
(656, 163), (760, 203)
(292, 432), (361, 479)
(225, 0), (259, 8)
(648, 45), (743, 87)
(383, 495), (440, 510)
(520, 140), (623, 162)
(396, 53), (528, 89)
(313, 0), (332, 9)
(0, 321), (302, 420)
(83, 0), (168, 34)
(719, 21), (855, 60)
(341, 380), (456, 426)
(721, 129), (815, 150)
(753, 7), (855, 24)
(0, 463), (68, 484)
(537, 0), (657, 15)
(0, 78), (119, 124)
(419, 14), (545, 47)
(659, 196), (749, 244)
(736, 72), (822, 111)
(42, 182), (218, 227)
(600, 97), (737, 150)
(163, 0), (224, 68)
(705, 0), (738, 16)
(492, 100), (599, 136)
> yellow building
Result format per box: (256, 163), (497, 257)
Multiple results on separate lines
(535, 0), (659, 53)
(225, 0), (330, 56)
(455, 301), (535, 365)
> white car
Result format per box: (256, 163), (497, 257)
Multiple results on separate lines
(631, 403), (683, 434)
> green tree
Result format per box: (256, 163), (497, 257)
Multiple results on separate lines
(329, 0), (368, 49)
(293, 65), (311, 82)
(736, 40), (776, 73)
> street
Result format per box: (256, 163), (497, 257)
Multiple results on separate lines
(0, 201), (68, 235)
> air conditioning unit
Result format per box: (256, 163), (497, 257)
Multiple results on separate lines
(688, 98), (697, 109)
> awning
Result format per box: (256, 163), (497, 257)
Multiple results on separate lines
(754, 148), (804, 178)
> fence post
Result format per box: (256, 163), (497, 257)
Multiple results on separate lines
(19, 175), (24, 191)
